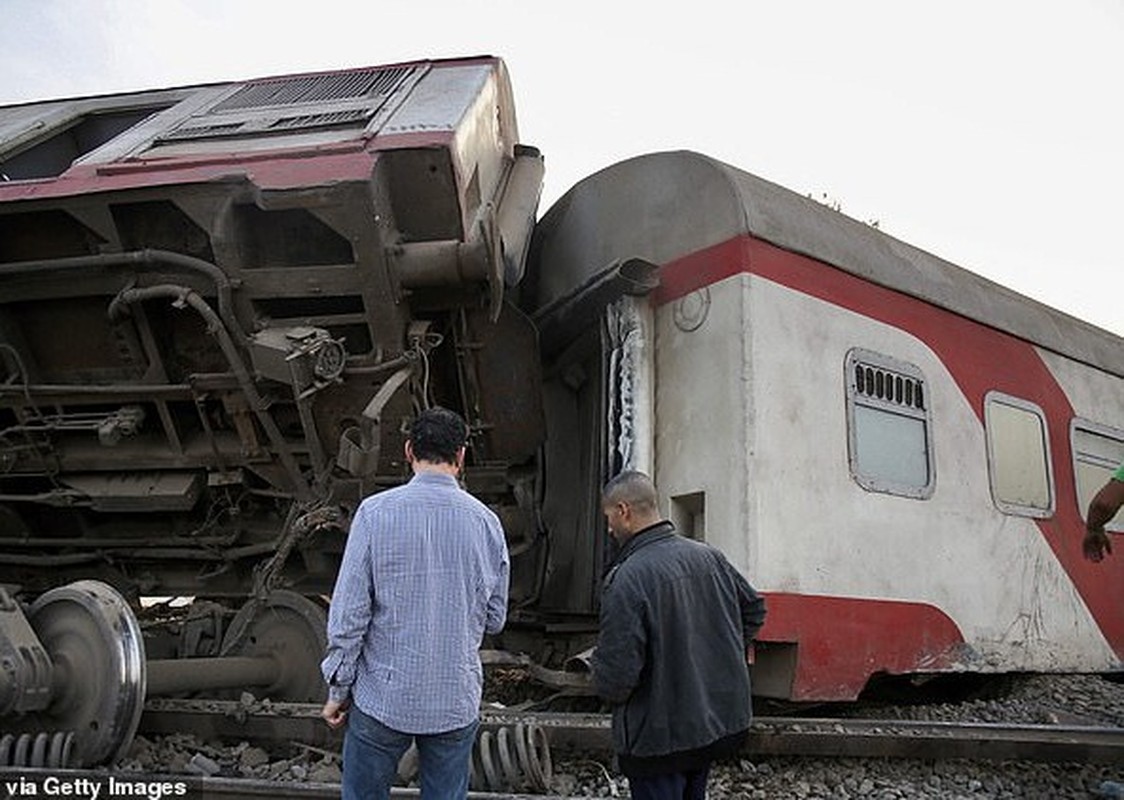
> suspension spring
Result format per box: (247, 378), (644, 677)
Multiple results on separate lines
(0, 731), (75, 768)
(396, 723), (553, 793)
(472, 723), (552, 793)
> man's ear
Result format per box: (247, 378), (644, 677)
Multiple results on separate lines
(404, 440), (415, 463)
(456, 446), (466, 472)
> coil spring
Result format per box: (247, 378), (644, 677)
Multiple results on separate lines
(0, 731), (75, 768)
(396, 723), (552, 793)
(472, 723), (552, 793)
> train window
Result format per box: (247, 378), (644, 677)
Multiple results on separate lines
(1071, 420), (1124, 531)
(984, 392), (1054, 517)
(845, 349), (934, 499)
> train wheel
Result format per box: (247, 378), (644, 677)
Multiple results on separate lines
(220, 591), (327, 702)
(28, 580), (145, 766)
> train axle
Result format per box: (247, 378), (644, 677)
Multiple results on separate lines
(0, 580), (326, 767)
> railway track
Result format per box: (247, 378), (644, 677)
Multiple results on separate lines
(197, 780), (571, 800)
(138, 699), (1124, 764)
(3, 702), (1121, 799)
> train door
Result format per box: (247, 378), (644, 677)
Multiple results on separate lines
(530, 261), (658, 615)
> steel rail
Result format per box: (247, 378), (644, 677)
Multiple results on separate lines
(190, 776), (571, 800)
(139, 700), (1124, 765)
(747, 716), (1124, 763)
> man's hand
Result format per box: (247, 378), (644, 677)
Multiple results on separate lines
(1084, 529), (1112, 562)
(321, 698), (349, 729)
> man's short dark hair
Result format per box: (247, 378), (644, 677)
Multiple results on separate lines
(409, 407), (468, 465)
(602, 470), (659, 513)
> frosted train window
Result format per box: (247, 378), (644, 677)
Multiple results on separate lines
(845, 349), (934, 498)
(984, 392), (1054, 517)
(1071, 420), (1124, 532)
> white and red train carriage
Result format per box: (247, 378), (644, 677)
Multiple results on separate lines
(525, 150), (1124, 701)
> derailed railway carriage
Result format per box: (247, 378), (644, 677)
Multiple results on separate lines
(0, 56), (1122, 766)
(0, 56), (550, 766)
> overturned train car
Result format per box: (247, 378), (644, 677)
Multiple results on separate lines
(1, 57), (1123, 740)
(0, 59), (556, 763)
(0, 57), (547, 603)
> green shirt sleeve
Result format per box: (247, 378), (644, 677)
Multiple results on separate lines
(1114, 462), (1124, 482)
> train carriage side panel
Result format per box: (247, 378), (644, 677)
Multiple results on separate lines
(656, 257), (1116, 699)
(652, 271), (755, 580)
(730, 235), (1124, 667)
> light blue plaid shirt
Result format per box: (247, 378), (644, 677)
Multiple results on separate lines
(321, 471), (509, 734)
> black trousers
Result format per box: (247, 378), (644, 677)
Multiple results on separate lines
(626, 765), (710, 800)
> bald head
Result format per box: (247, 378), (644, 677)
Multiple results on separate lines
(602, 471), (662, 543)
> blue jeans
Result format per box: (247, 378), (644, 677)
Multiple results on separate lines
(342, 706), (478, 800)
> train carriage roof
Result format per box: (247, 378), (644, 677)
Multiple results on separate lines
(530, 150), (1123, 378)
(0, 56), (518, 201)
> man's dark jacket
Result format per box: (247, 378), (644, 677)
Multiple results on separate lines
(590, 521), (767, 767)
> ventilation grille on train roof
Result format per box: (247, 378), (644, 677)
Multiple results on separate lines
(211, 67), (414, 112)
(157, 65), (421, 143)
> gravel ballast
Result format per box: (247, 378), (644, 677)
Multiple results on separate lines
(117, 673), (1124, 798)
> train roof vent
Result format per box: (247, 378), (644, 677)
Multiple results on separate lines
(211, 67), (413, 112)
(156, 65), (421, 143)
(267, 109), (371, 131)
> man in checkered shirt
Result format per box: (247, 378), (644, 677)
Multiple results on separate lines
(321, 407), (510, 799)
